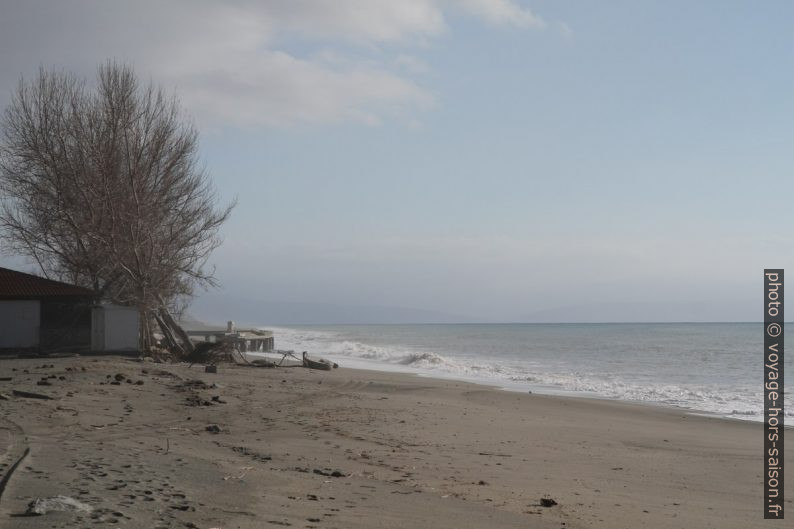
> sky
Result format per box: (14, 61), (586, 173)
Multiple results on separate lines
(1, 1), (793, 323)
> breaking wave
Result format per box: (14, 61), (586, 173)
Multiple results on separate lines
(262, 325), (789, 422)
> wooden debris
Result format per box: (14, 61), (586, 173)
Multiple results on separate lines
(12, 389), (54, 400)
(248, 359), (276, 368)
(312, 468), (346, 477)
(157, 302), (194, 355)
(186, 341), (236, 365)
(302, 352), (332, 371)
(154, 312), (183, 355)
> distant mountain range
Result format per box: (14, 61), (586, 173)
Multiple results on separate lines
(186, 292), (755, 326)
(188, 293), (480, 326)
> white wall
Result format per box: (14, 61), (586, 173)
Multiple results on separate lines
(104, 305), (138, 351)
(0, 300), (40, 348)
(92, 305), (139, 351)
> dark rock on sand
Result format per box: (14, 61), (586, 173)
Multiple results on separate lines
(231, 445), (271, 462)
(313, 468), (346, 478)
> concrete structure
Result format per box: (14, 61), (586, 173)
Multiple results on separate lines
(0, 267), (96, 351)
(91, 304), (140, 352)
(184, 325), (274, 352)
(0, 267), (140, 353)
(0, 300), (39, 349)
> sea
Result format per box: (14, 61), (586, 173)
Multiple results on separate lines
(258, 323), (794, 421)
(262, 323), (791, 422)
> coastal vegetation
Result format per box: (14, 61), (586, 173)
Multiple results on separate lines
(0, 62), (234, 350)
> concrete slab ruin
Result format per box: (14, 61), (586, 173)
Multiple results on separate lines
(183, 321), (274, 352)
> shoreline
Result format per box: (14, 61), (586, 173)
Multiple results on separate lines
(0, 355), (788, 528)
(254, 351), (778, 426)
(266, 323), (779, 424)
(367, 363), (794, 429)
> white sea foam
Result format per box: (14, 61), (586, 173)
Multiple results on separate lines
(264, 325), (789, 422)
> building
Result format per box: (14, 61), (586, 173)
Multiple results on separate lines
(91, 303), (140, 352)
(0, 267), (139, 353)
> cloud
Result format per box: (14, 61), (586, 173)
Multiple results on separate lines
(177, 51), (433, 127)
(0, 0), (547, 128)
(458, 0), (545, 28)
(558, 21), (574, 40)
(266, 0), (448, 43)
(395, 54), (431, 74)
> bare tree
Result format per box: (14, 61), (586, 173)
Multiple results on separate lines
(0, 62), (234, 352)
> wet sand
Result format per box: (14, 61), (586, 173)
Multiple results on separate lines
(0, 356), (788, 528)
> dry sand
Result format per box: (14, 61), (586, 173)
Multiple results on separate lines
(0, 355), (789, 528)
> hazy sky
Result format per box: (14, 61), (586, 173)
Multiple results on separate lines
(1, 1), (792, 322)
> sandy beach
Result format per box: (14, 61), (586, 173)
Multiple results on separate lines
(0, 355), (787, 529)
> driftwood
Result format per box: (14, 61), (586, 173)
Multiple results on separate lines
(154, 312), (182, 355)
(152, 303), (197, 359)
(302, 352), (332, 371)
(278, 350), (301, 365)
(12, 389), (54, 400)
(157, 302), (194, 355)
(247, 358), (276, 368)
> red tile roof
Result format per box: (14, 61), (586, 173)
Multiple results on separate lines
(0, 267), (96, 298)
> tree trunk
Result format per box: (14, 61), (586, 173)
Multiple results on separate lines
(154, 312), (183, 356)
(158, 306), (195, 354)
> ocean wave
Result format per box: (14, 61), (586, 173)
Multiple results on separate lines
(265, 325), (789, 422)
(397, 352), (446, 366)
